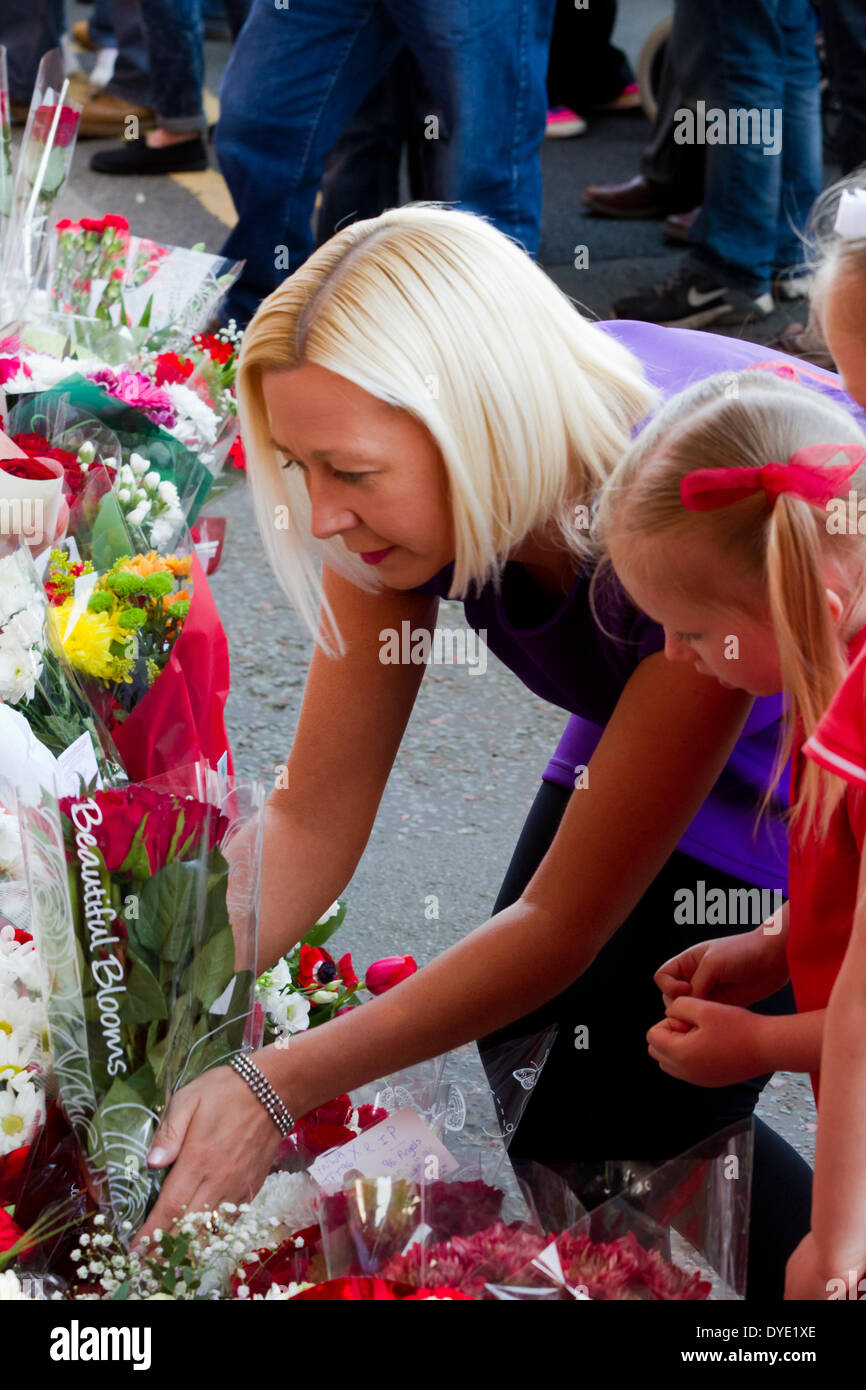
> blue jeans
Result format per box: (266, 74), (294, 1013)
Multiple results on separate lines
(674, 0), (822, 294)
(107, 0), (207, 133)
(215, 0), (557, 324)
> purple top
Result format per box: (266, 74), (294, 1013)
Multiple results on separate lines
(410, 321), (866, 890)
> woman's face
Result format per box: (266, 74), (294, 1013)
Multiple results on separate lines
(263, 364), (455, 588)
(610, 532), (784, 697)
(821, 266), (866, 410)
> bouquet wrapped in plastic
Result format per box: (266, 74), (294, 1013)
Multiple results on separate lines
(17, 763), (264, 1234)
(0, 545), (125, 782)
(0, 49), (83, 323)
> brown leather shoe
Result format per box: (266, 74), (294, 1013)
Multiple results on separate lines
(582, 174), (666, 219)
(73, 19), (96, 52)
(78, 93), (156, 138)
(771, 321), (836, 371)
(662, 207), (700, 243)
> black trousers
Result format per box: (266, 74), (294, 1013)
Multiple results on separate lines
(481, 779), (813, 1301)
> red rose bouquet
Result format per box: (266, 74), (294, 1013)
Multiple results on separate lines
(17, 764), (264, 1233)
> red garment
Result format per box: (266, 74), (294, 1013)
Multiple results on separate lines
(788, 628), (866, 1101)
(110, 554), (233, 781)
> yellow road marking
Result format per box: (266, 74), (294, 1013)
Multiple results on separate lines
(169, 168), (237, 228)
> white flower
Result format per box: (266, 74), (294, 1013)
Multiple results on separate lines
(117, 487), (132, 504)
(119, 464), (136, 487)
(127, 500), (152, 525)
(142, 471), (161, 491)
(0, 991), (42, 1050)
(156, 480), (180, 507)
(5, 607), (44, 649)
(164, 382), (219, 445)
(0, 639), (43, 705)
(77, 441), (97, 465)
(245, 1171), (318, 1233)
(0, 1271), (28, 1300)
(0, 1075), (44, 1154)
(315, 900), (342, 926)
(0, 810), (23, 878)
(129, 453), (150, 478)
(148, 516), (180, 553)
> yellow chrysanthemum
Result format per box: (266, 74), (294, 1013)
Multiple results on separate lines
(49, 600), (134, 684)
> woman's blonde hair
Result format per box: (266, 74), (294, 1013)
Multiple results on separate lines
(596, 368), (866, 837)
(237, 203), (657, 656)
(806, 170), (866, 332)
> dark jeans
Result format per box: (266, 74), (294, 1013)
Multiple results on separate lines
(546, 0), (634, 112)
(215, 0), (557, 325)
(0, 0), (62, 102)
(673, 0), (822, 293)
(480, 779), (813, 1300)
(317, 50), (440, 246)
(639, 31), (705, 213)
(106, 0), (207, 133)
(820, 0), (866, 172)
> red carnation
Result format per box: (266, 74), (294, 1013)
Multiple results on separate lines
(0, 357), (31, 386)
(102, 214), (130, 232)
(154, 352), (195, 388)
(0, 1208), (28, 1255)
(12, 928), (33, 945)
(192, 332), (234, 365)
(364, 955), (417, 995)
(229, 432), (246, 471)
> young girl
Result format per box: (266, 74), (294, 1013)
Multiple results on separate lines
(596, 349), (866, 1296)
(783, 175), (866, 1300)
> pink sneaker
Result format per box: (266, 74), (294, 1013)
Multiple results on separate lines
(545, 106), (588, 139)
(599, 82), (642, 112)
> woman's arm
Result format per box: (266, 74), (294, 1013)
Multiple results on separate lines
(137, 654), (758, 1237)
(248, 564), (439, 969)
(808, 842), (866, 1280)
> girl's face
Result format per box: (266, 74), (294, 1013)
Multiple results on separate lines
(610, 532), (785, 697)
(263, 364), (455, 588)
(821, 265), (866, 410)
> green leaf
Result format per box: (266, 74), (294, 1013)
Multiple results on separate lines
(301, 900), (347, 952)
(138, 293), (154, 329)
(121, 958), (168, 1025)
(135, 859), (202, 961)
(119, 816), (153, 881)
(180, 927), (235, 1011)
(111, 1282), (131, 1300)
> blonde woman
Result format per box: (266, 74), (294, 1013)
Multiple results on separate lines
(137, 206), (857, 1295)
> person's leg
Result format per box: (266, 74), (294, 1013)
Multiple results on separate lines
(391, 0), (557, 258)
(639, 35), (704, 211)
(88, 0), (116, 51)
(773, 0), (822, 282)
(480, 778), (811, 1299)
(223, 0), (252, 42)
(316, 53), (410, 247)
(0, 0), (63, 103)
(103, 0), (152, 108)
(136, 0), (207, 136)
(215, 0), (404, 324)
(819, 0), (866, 173)
(547, 0), (634, 113)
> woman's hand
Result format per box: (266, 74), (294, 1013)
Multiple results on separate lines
(655, 921), (790, 1011)
(133, 1064), (283, 1247)
(646, 996), (769, 1087)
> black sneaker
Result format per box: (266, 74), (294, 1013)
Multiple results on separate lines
(612, 264), (775, 329)
(89, 135), (208, 176)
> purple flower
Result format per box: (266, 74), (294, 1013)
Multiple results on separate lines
(89, 367), (178, 429)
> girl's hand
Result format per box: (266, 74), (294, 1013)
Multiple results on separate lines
(784, 1233), (843, 1301)
(133, 1064), (282, 1248)
(655, 925), (789, 1011)
(646, 996), (768, 1087)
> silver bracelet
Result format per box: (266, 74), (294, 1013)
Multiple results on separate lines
(229, 1051), (295, 1138)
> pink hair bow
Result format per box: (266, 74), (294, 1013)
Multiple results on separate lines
(680, 443), (866, 511)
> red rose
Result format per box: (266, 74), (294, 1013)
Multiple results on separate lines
(59, 785), (179, 878)
(0, 457), (59, 481)
(294, 1121), (357, 1156)
(31, 104), (80, 147)
(154, 352), (195, 388)
(0, 1207), (28, 1255)
(310, 1095), (352, 1127)
(364, 955), (417, 995)
(0, 1145), (31, 1207)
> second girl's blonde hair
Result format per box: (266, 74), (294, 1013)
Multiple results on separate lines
(596, 369), (866, 837)
(805, 171), (866, 332)
(237, 203), (657, 656)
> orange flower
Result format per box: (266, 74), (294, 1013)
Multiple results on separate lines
(164, 586), (191, 611)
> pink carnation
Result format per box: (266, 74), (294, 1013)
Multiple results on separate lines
(89, 367), (177, 428)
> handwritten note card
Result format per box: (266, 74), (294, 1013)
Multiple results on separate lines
(309, 1108), (459, 1195)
